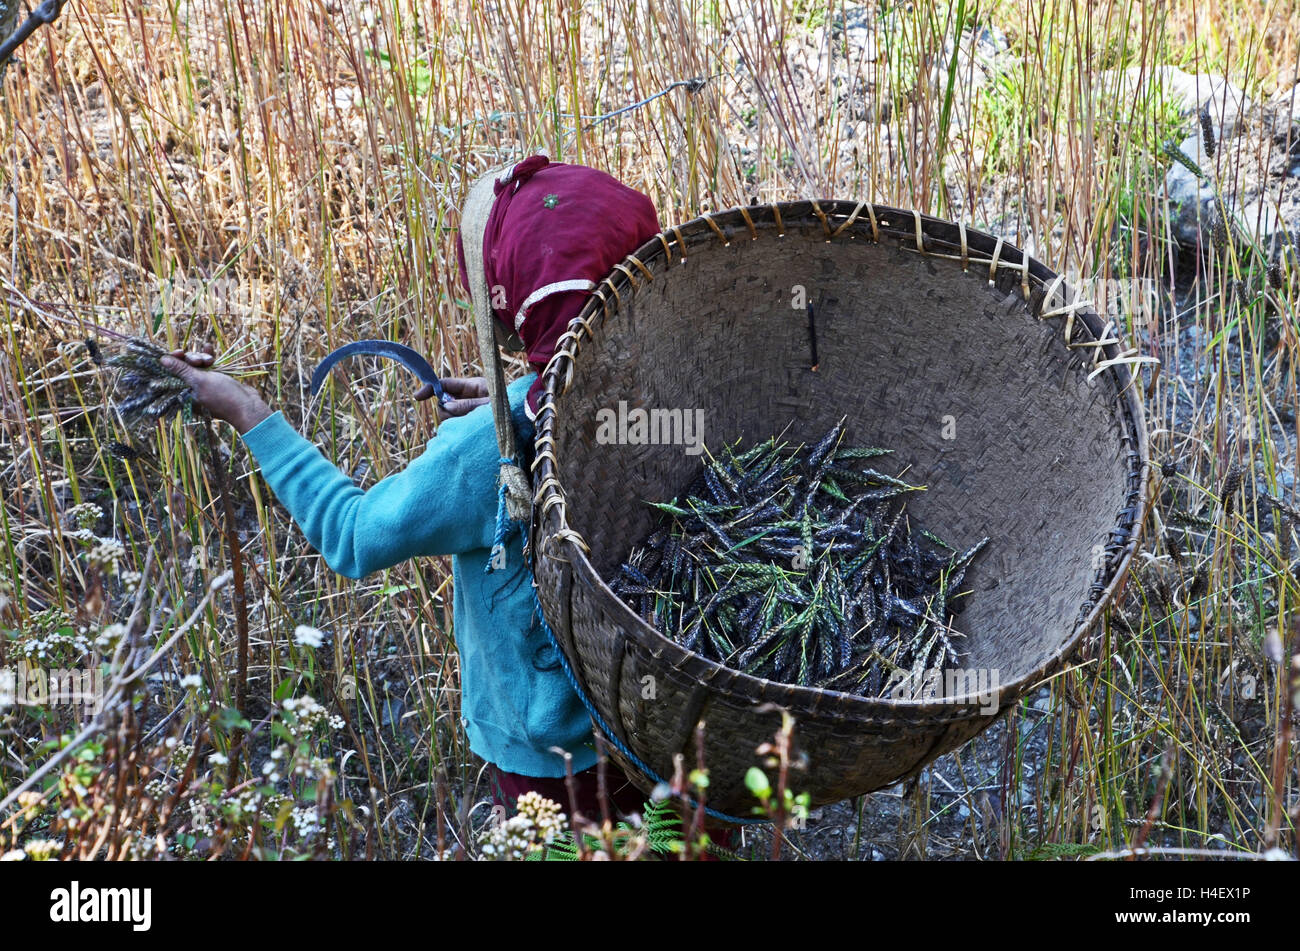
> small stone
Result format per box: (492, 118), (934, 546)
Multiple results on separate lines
(842, 27), (876, 61)
(863, 100), (891, 124)
(1270, 82), (1300, 124)
(842, 119), (868, 142)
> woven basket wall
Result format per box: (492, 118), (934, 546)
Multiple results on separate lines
(530, 199), (1149, 815)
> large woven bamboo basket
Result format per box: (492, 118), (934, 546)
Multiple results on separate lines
(529, 199), (1149, 816)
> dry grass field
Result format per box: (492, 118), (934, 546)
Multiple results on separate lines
(1, 0), (1298, 860)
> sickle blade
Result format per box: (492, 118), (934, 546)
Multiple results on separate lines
(310, 340), (447, 403)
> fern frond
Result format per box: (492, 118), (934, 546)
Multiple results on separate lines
(528, 835), (580, 861)
(642, 797), (684, 854)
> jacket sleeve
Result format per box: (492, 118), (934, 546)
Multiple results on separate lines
(240, 399), (510, 579)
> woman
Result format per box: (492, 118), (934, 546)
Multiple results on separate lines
(162, 156), (663, 825)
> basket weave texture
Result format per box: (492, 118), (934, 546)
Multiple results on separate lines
(529, 200), (1149, 813)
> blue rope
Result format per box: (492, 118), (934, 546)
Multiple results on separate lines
(529, 585), (765, 827)
(486, 457), (521, 575)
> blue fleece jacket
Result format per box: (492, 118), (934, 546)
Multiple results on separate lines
(240, 373), (597, 777)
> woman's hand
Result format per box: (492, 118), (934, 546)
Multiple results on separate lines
(418, 376), (490, 420)
(160, 347), (273, 434)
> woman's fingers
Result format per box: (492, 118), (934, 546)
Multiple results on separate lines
(412, 383), (435, 402)
(440, 376), (489, 400)
(167, 347), (215, 368)
(434, 378), (485, 420)
(436, 395), (490, 420)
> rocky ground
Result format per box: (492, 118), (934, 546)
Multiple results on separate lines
(1155, 68), (1300, 259)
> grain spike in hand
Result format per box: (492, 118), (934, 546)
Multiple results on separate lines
(91, 336), (195, 434)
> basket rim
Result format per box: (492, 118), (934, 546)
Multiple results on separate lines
(530, 198), (1151, 718)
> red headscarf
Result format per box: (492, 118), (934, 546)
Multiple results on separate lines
(456, 156), (662, 415)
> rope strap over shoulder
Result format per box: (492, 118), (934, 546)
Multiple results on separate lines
(461, 166), (533, 563)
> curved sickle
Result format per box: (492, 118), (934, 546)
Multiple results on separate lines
(310, 340), (449, 405)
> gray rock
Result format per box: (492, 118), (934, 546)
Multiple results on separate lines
(974, 24), (1011, 57)
(831, 4), (878, 63)
(1230, 199), (1286, 249)
(842, 27), (877, 62)
(942, 22), (1012, 101)
(1103, 66), (1252, 140)
(841, 119), (869, 142)
(1160, 68), (1251, 139)
(863, 101), (891, 124)
(1271, 82), (1300, 124)
(833, 3), (872, 33)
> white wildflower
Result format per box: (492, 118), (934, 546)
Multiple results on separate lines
(290, 805), (322, 841)
(477, 792), (568, 861)
(23, 839), (61, 860)
(294, 625), (325, 648)
(66, 503), (103, 531)
(189, 800), (213, 836)
(86, 537), (126, 574)
(94, 623), (128, 651)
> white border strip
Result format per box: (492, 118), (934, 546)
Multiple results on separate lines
(513, 278), (597, 330)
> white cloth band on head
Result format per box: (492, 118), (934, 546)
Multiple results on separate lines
(513, 279), (597, 331)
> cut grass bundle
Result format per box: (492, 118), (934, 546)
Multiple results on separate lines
(88, 336), (193, 435)
(612, 420), (990, 698)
